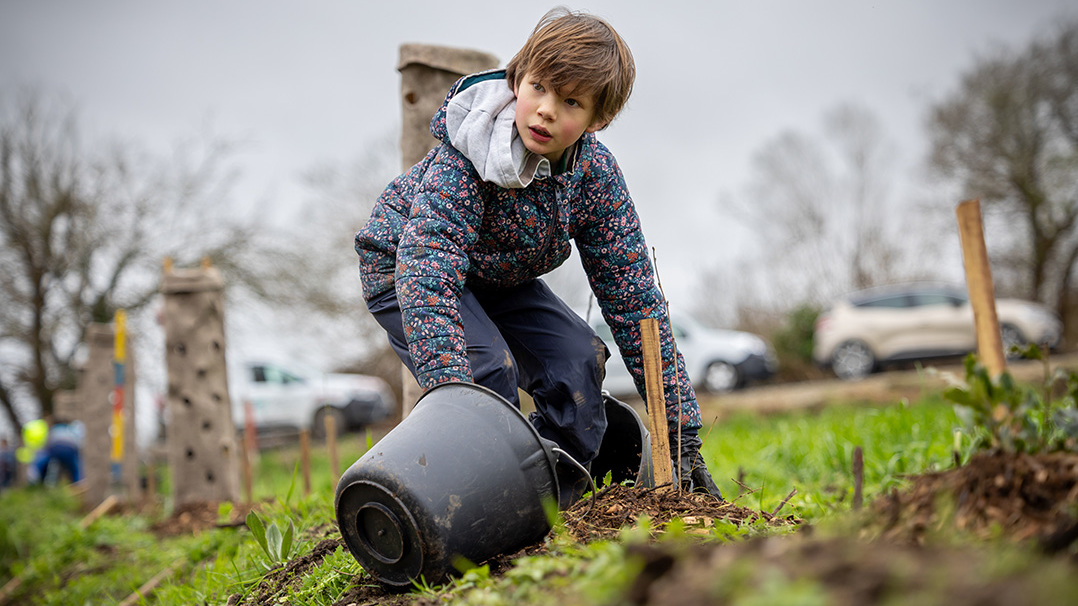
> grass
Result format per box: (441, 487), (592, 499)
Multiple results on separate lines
(0, 396), (1017, 605)
(705, 394), (959, 517)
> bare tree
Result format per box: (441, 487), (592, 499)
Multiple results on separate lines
(928, 18), (1078, 316)
(0, 89), (266, 430)
(265, 132), (405, 368)
(700, 102), (927, 326)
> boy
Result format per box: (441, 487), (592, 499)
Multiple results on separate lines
(355, 8), (721, 497)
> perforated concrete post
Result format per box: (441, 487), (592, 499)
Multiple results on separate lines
(396, 44), (499, 417)
(161, 263), (240, 506)
(52, 390), (79, 425)
(78, 323), (139, 508)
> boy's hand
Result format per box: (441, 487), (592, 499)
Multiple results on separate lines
(669, 429), (724, 500)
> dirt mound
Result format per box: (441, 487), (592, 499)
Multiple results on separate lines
(874, 450), (1078, 548)
(327, 485), (801, 605)
(227, 537), (343, 605)
(561, 483), (801, 543)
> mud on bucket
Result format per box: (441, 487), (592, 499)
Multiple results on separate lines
(334, 382), (565, 587)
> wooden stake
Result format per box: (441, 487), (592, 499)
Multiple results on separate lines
(240, 435), (253, 505)
(852, 446), (864, 511)
(0, 575), (22, 604)
(299, 428), (312, 496)
(325, 413), (339, 484)
(771, 489), (798, 516)
(80, 494), (119, 530)
(956, 199), (1006, 377)
(117, 557), (185, 606)
(145, 460), (157, 507)
(640, 318), (673, 487)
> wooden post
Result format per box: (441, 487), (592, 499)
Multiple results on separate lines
(243, 400), (259, 457)
(325, 414), (339, 484)
(640, 318), (673, 487)
(956, 199), (1006, 377)
(145, 460), (157, 507)
(240, 437), (253, 505)
(852, 446), (863, 511)
(299, 429), (312, 496)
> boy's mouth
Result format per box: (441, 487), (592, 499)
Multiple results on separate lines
(529, 125), (552, 143)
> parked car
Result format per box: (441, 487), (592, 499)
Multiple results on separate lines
(813, 283), (1064, 380)
(230, 360), (395, 438)
(592, 314), (777, 396)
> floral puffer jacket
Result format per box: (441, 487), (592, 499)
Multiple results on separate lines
(354, 71), (701, 430)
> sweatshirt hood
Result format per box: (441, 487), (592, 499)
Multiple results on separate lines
(437, 70), (550, 188)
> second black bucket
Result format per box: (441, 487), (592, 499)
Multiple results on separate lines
(335, 382), (561, 587)
(591, 394), (654, 489)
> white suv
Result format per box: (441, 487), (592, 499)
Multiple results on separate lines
(813, 283), (1063, 380)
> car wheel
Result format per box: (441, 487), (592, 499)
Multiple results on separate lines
(1000, 324), (1027, 358)
(703, 361), (739, 393)
(831, 340), (875, 380)
(312, 405), (346, 440)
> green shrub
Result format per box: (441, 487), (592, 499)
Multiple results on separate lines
(769, 303), (825, 381)
(944, 346), (1078, 454)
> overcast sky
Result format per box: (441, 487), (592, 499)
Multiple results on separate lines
(3, 1), (1076, 439)
(2, 0), (1074, 307)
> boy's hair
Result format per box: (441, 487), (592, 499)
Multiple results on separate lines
(505, 7), (635, 128)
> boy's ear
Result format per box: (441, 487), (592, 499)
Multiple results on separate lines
(586, 119), (608, 133)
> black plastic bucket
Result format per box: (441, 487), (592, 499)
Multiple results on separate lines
(591, 394), (654, 489)
(334, 382), (564, 587)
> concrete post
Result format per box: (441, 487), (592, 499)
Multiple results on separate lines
(51, 390), (79, 425)
(78, 324), (138, 508)
(396, 44), (499, 417)
(161, 262), (240, 506)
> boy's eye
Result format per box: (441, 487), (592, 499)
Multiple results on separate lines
(565, 98), (580, 108)
(531, 82), (545, 93)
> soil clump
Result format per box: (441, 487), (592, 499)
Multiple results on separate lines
(874, 449), (1078, 549)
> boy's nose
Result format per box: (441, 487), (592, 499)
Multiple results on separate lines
(537, 99), (556, 120)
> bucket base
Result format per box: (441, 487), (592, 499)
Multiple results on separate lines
(335, 383), (559, 587)
(337, 480), (425, 585)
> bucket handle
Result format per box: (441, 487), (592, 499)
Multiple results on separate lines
(552, 447), (597, 516)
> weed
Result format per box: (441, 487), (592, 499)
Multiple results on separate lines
(245, 511), (296, 570)
(943, 347), (1078, 454)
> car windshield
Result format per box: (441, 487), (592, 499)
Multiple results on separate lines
(251, 364), (306, 384)
(850, 286), (968, 309)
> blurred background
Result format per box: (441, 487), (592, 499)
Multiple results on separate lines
(2, 0), (1076, 443)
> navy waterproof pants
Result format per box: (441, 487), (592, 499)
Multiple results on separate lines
(368, 279), (610, 464)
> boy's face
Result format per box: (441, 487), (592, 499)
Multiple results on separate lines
(514, 72), (607, 164)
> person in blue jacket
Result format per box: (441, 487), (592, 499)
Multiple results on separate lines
(355, 7), (721, 497)
(32, 417), (84, 485)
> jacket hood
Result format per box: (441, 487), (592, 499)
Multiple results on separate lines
(434, 70), (550, 188)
